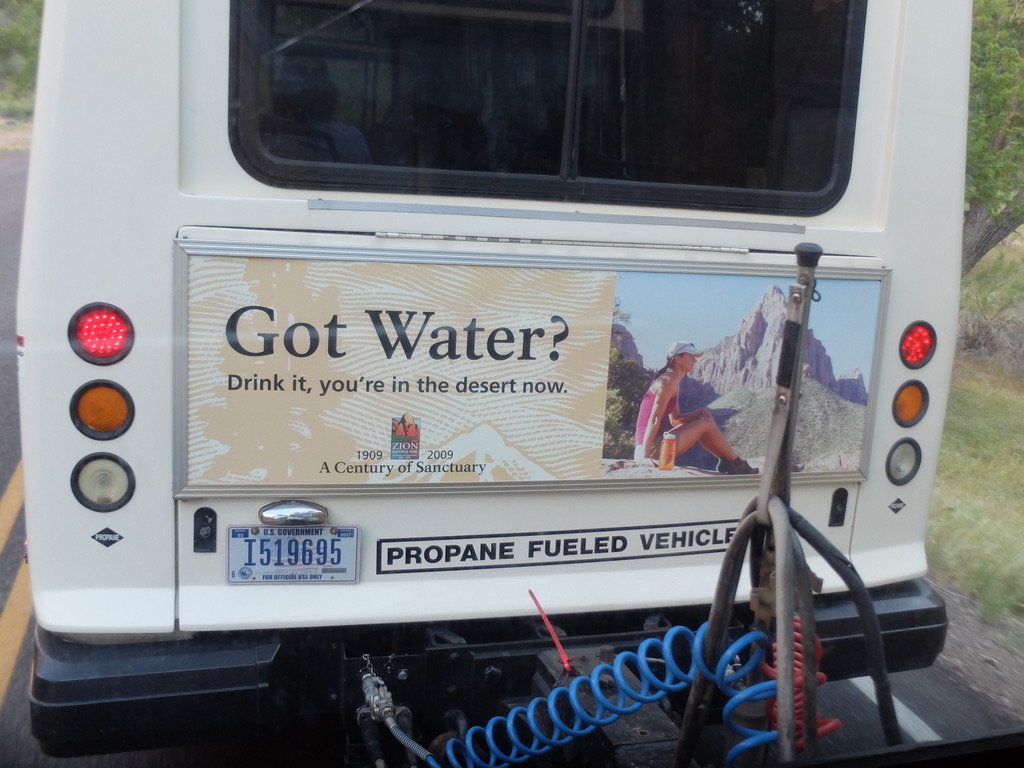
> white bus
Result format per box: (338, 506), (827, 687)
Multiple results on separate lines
(18, 0), (969, 762)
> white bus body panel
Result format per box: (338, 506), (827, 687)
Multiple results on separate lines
(18, 0), (969, 635)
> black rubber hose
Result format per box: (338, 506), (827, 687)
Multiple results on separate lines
(396, 706), (419, 767)
(674, 510), (761, 768)
(443, 709), (469, 740)
(358, 706), (388, 768)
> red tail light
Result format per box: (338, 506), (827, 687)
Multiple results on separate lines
(69, 303), (134, 364)
(899, 322), (935, 369)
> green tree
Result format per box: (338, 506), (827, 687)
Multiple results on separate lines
(0, 0), (43, 117)
(603, 349), (651, 459)
(963, 0), (1024, 275)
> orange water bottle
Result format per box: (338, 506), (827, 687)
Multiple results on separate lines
(658, 432), (677, 470)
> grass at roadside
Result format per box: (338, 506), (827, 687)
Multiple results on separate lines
(929, 357), (1024, 619)
(928, 243), (1024, 621)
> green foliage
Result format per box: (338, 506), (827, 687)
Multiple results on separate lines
(961, 0), (1024, 273)
(612, 298), (631, 325)
(603, 349), (651, 459)
(928, 358), (1024, 619)
(930, 239), (1024, 619)
(966, 0), (1024, 212)
(958, 244), (1024, 369)
(603, 387), (635, 459)
(962, 243), (1024, 314)
(0, 0), (43, 117)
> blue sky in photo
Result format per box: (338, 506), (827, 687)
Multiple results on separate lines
(613, 271), (881, 382)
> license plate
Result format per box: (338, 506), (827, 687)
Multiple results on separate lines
(228, 526), (359, 583)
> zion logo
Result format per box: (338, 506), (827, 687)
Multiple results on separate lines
(391, 413), (421, 460)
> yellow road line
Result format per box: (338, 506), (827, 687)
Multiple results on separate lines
(0, 462), (31, 711)
(0, 460), (24, 552)
(0, 562), (32, 711)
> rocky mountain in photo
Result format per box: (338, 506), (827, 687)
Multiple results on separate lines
(610, 322), (644, 368)
(688, 285), (867, 405)
(610, 285), (868, 405)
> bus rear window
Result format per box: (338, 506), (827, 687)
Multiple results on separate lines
(230, 0), (865, 214)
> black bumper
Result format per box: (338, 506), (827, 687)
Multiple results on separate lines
(30, 577), (946, 757)
(30, 630), (282, 756)
(814, 576), (947, 678)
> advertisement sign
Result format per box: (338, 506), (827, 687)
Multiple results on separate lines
(183, 252), (880, 489)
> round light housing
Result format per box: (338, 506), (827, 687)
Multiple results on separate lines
(71, 381), (135, 439)
(69, 303), (134, 365)
(899, 322), (936, 369)
(71, 453), (135, 511)
(892, 380), (929, 427)
(886, 439), (922, 486)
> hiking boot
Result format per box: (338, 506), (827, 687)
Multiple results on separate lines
(717, 456), (758, 475)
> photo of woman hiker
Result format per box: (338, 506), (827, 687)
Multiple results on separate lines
(634, 341), (757, 474)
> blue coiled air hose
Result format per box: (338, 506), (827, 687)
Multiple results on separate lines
(421, 622), (777, 768)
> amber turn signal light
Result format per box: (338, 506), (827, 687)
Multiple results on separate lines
(892, 380), (929, 428)
(71, 381), (134, 439)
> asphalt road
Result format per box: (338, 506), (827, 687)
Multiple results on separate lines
(0, 150), (24, 484)
(2, 148), (1024, 767)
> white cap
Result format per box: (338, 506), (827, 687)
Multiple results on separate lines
(667, 341), (702, 357)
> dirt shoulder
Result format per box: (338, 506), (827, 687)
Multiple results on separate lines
(0, 120), (31, 152)
(930, 572), (1024, 718)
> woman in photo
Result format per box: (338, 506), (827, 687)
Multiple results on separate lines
(634, 341), (757, 474)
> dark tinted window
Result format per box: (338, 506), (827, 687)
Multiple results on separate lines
(231, 0), (865, 214)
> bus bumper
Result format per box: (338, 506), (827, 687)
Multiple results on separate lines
(30, 577), (946, 757)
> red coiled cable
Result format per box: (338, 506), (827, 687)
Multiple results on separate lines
(762, 616), (842, 751)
